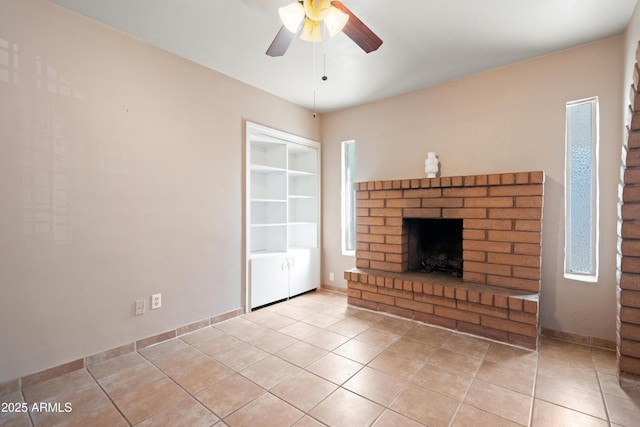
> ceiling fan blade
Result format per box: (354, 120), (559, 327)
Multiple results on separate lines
(266, 25), (297, 57)
(331, 1), (382, 53)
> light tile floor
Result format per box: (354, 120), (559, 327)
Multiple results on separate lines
(2, 290), (640, 426)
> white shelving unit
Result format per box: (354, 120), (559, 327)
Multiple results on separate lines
(246, 122), (320, 310)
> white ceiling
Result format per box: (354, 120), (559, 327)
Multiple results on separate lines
(49, 0), (638, 113)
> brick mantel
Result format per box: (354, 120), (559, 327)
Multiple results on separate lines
(346, 171), (544, 349)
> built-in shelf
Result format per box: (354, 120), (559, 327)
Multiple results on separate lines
(246, 122), (321, 310)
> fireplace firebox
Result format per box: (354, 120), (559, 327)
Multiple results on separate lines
(406, 218), (462, 276)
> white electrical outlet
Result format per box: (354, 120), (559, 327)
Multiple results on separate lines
(329, 272), (335, 282)
(135, 300), (145, 316)
(151, 293), (162, 309)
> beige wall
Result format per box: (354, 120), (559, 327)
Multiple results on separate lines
(0, 0), (320, 382)
(321, 37), (624, 342)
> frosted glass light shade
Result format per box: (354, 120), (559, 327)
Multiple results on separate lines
(325, 6), (348, 37)
(300, 18), (322, 42)
(303, 0), (330, 21)
(279, 2), (305, 33)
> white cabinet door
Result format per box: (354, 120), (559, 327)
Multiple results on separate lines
(288, 248), (319, 297)
(250, 253), (289, 309)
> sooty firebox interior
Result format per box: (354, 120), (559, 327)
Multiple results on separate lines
(405, 218), (463, 276)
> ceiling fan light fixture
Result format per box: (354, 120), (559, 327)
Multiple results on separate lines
(303, 0), (331, 21)
(324, 6), (349, 37)
(278, 2), (305, 33)
(299, 18), (322, 42)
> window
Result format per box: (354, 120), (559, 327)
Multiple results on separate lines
(565, 97), (599, 281)
(342, 140), (356, 255)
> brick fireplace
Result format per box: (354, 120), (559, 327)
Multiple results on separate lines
(345, 171), (544, 349)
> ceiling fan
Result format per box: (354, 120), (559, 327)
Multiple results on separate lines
(266, 0), (383, 57)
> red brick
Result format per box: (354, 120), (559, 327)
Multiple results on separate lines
(621, 290), (640, 308)
(357, 233), (385, 243)
(489, 208), (541, 220)
(513, 266), (541, 280)
(347, 289), (362, 299)
(516, 196), (543, 208)
(489, 185), (543, 197)
(402, 208), (442, 218)
(620, 323), (640, 341)
(476, 175), (489, 186)
(422, 198), (464, 208)
(404, 189), (442, 198)
(362, 291), (394, 306)
(415, 293), (457, 308)
(435, 306), (480, 324)
(487, 253), (540, 268)
(444, 287), (456, 299)
(357, 216), (385, 226)
(355, 259), (370, 269)
(463, 272), (486, 284)
(480, 292), (494, 306)
(621, 257), (640, 274)
(433, 284), (444, 296)
(621, 223), (640, 239)
(621, 241), (640, 258)
(385, 253), (406, 264)
(468, 290), (481, 303)
(356, 190), (370, 199)
(488, 174), (502, 185)
(481, 316), (538, 337)
(412, 282), (423, 293)
(508, 334), (537, 349)
(494, 295), (509, 308)
(411, 179), (420, 188)
(458, 321), (509, 343)
(463, 250), (486, 262)
(457, 301), (509, 319)
(349, 297), (378, 311)
(378, 303), (414, 319)
(443, 187), (488, 198)
(370, 208), (403, 217)
(395, 298), (434, 314)
(464, 219), (512, 230)
(356, 242), (370, 251)
(378, 287), (414, 299)
(508, 297), (524, 311)
(464, 176), (476, 186)
(515, 220), (542, 232)
(523, 299), (538, 314)
(455, 288), (468, 301)
(374, 181), (383, 190)
(356, 225), (370, 234)
(385, 235), (408, 245)
(384, 277), (394, 288)
(394, 278), (403, 290)
(357, 199), (385, 208)
(465, 197), (514, 208)
(513, 243), (541, 256)
(620, 339), (640, 358)
(442, 208), (487, 219)
(515, 172), (530, 184)
(386, 198), (421, 208)
(385, 217), (403, 226)
(413, 312), (457, 329)
(501, 174), (516, 185)
(452, 176), (463, 186)
(465, 262), (511, 277)
(619, 355), (640, 376)
(357, 251), (385, 261)
(619, 306), (640, 324)
(463, 229), (486, 240)
(488, 230), (541, 244)
(403, 280), (413, 292)
(370, 190), (404, 199)
(529, 171), (545, 184)
(440, 177), (452, 187)
(370, 243), (405, 254)
(370, 261), (405, 272)
(369, 226), (404, 236)
(376, 276), (385, 286)
(463, 240), (512, 253)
